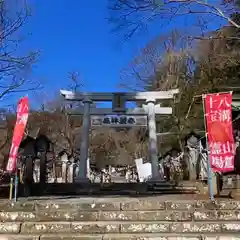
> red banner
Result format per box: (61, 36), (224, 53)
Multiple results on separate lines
(204, 92), (235, 172)
(6, 96), (29, 173)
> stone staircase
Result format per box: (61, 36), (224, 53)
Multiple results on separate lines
(0, 196), (240, 239)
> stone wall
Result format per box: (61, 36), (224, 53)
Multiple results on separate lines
(0, 198), (240, 239)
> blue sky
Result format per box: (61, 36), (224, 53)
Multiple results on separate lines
(18, 0), (226, 106)
(24, 0), (153, 95)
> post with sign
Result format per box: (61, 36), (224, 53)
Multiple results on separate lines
(203, 92), (235, 200)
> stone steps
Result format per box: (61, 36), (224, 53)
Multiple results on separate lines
(0, 196), (240, 239)
(1, 220), (239, 233)
(0, 234), (240, 240)
(0, 221), (240, 233)
(1, 210), (240, 221)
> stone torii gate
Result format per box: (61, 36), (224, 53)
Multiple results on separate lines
(60, 89), (179, 182)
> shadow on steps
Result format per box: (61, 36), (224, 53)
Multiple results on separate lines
(0, 181), (200, 199)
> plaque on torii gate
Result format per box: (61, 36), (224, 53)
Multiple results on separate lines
(60, 89), (179, 182)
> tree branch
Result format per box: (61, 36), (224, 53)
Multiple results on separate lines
(0, 0), (40, 101)
(108, 0), (240, 39)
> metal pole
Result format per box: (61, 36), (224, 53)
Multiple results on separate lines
(9, 176), (13, 200)
(202, 95), (214, 202)
(75, 98), (92, 182)
(146, 98), (160, 180)
(14, 169), (18, 202)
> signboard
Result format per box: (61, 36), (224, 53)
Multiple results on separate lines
(6, 96), (29, 173)
(204, 92), (235, 172)
(91, 115), (147, 127)
(135, 158), (152, 182)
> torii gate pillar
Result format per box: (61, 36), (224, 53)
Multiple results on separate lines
(146, 98), (159, 179)
(76, 98), (92, 182)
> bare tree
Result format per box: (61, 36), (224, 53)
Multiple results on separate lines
(108, 0), (240, 39)
(120, 31), (194, 90)
(120, 26), (239, 152)
(90, 127), (147, 167)
(68, 71), (84, 92)
(0, 0), (40, 101)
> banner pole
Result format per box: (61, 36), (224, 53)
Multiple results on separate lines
(202, 95), (215, 202)
(14, 168), (18, 202)
(9, 176), (13, 200)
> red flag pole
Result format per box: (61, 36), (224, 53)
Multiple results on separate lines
(202, 91), (235, 200)
(7, 96), (29, 201)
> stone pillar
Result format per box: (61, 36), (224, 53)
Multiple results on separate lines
(74, 163), (79, 183)
(75, 98), (92, 182)
(39, 152), (47, 184)
(62, 161), (68, 183)
(60, 153), (68, 183)
(146, 98), (160, 180)
(86, 158), (90, 179)
(23, 155), (34, 197)
(67, 162), (74, 183)
(188, 147), (198, 181)
(33, 159), (40, 183)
